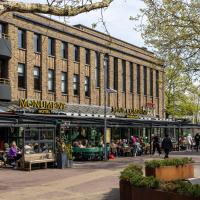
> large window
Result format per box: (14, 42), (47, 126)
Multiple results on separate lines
(137, 64), (140, 94)
(122, 60), (126, 92)
(95, 52), (100, 88)
(34, 66), (41, 91)
(61, 42), (68, 59)
(48, 69), (54, 92)
(104, 54), (109, 89)
(18, 29), (26, 49)
(150, 69), (153, 96)
(18, 63), (25, 88)
(85, 76), (90, 97)
(130, 62), (133, 93)
(74, 45), (79, 62)
(85, 49), (90, 65)
(61, 72), (67, 94)
(73, 74), (79, 95)
(33, 33), (41, 53)
(156, 70), (159, 97)
(113, 57), (118, 90)
(48, 38), (55, 56)
(0, 23), (5, 38)
(143, 66), (147, 95)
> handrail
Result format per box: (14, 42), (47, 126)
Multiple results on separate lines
(0, 33), (9, 40)
(0, 78), (10, 85)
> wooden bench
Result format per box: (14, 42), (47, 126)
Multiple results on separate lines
(18, 153), (55, 171)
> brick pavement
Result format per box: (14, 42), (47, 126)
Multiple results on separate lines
(0, 152), (200, 200)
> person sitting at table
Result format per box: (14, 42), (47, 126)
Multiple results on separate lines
(8, 141), (22, 166)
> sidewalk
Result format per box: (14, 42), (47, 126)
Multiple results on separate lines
(0, 152), (199, 200)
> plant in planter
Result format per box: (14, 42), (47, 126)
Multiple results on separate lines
(120, 163), (200, 200)
(145, 157), (194, 181)
(56, 137), (73, 169)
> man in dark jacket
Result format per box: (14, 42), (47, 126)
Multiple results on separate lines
(162, 134), (172, 159)
(195, 133), (200, 152)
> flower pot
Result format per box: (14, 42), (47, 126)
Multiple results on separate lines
(57, 152), (67, 169)
(145, 164), (194, 181)
(120, 180), (132, 200)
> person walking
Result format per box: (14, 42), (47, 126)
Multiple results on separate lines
(152, 135), (161, 156)
(162, 134), (172, 159)
(194, 133), (200, 152)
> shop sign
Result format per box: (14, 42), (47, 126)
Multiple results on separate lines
(111, 107), (148, 118)
(19, 99), (65, 110)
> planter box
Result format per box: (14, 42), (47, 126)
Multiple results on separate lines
(120, 180), (199, 200)
(145, 164), (194, 181)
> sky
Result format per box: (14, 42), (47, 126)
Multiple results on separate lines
(23, 0), (146, 48)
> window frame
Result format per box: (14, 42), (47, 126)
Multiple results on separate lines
(85, 48), (90, 65)
(61, 42), (68, 59)
(18, 29), (26, 49)
(85, 76), (90, 97)
(113, 57), (118, 91)
(122, 60), (126, 92)
(95, 52), (100, 88)
(73, 74), (79, 96)
(33, 66), (41, 91)
(137, 64), (140, 94)
(33, 33), (41, 53)
(18, 63), (26, 89)
(74, 45), (80, 62)
(48, 37), (55, 56)
(61, 71), (67, 94)
(156, 70), (159, 97)
(48, 69), (55, 92)
(143, 66), (147, 96)
(150, 68), (153, 96)
(129, 62), (133, 93)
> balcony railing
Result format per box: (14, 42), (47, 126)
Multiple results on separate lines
(0, 78), (10, 85)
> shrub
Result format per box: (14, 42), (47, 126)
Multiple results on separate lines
(145, 157), (193, 168)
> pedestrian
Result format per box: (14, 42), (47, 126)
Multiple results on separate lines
(152, 135), (161, 156)
(194, 133), (200, 152)
(186, 134), (193, 151)
(162, 134), (172, 159)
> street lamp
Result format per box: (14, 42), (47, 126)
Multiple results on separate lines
(103, 54), (117, 160)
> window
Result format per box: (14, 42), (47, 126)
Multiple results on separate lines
(113, 57), (118, 90)
(85, 76), (90, 97)
(48, 69), (54, 92)
(130, 62), (133, 92)
(73, 74), (79, 95)
(85, 49), (90, 65)
(48, 38), (55, 56)
(122, 60), (126, 92)
(34, 67), (41, 91)
(150, 69), (153, 96)
(61, 72), (67, 94)
(156, 70), (159, 97)
(18, 29), (26, 49)
(104, 54), (109, 89)
(61, 42), (68, 59)
(33, 33), (41, 53)
(74, 45), (79, 62)
(18, 63), (25, 88)
(0, 23), (5, 38)
(95, 52), (100, 87)
(137, 64), (140, 94)
(143, 66), (147, 95)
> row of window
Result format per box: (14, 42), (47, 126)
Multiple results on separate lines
(18, 29), (91, 64)
(18, 63), (90, 97)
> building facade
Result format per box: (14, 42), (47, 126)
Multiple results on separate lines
(0, 12), (165, 119)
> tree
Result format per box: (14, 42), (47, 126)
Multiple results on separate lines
(134, 0), (200, 77)
(0, 0), (113, 16)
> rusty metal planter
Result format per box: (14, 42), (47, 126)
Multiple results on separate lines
(145, 164), (194, 181)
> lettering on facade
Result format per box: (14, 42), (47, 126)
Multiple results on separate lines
(19, 99), (65, 110)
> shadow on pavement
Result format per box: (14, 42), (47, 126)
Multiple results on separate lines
(102, 188), (119, 200)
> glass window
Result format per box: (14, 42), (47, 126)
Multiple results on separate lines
(137, 64), (140, 94)
(48, 37), (55, 56)
(156, 70), (159, 97)
(73, 74), (79, 95)
(85, 49), (90, 65)
(95, 52), (100, 87)
(150, 69), (153, 96)
(85, 76), (90, 97)
(114, 57), (118, 90)
(48, 69), (54, 92)
(143, 66), (147, 95)
(104, 54), (109, 89)
(33, 33), (41, 53)
(61, 42), (68, 59)
(61, 72), (67, 94)
(34, 66), (41, 91)
(18, 63), (25, 88)
(74, 45), (79, 62)
(0, 23), (5, 38)
(18, 29), (26, 49)
(130, 62), (133, 92)
(122, 60), (126, 92)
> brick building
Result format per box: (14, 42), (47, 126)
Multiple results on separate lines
(0, 11), (164, 119)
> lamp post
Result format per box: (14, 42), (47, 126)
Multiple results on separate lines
(103, 54), (117, 160)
